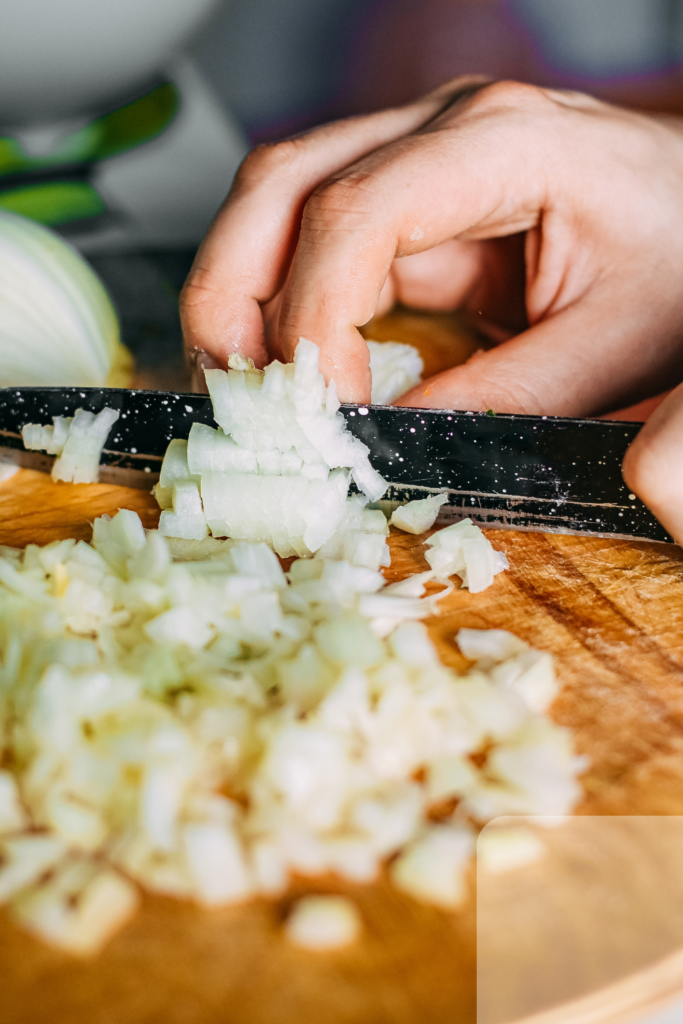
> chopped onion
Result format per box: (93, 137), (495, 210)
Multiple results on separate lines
(0, 836), (68, 902)
(367, 340), (423, 405)
(425, 519), (509, 593)
(285, 895), (362, 950)
(391, 824), (474, 909)
(22, 406), (120, 484)
(0, 460), (19, 485)
(159, 512), (208, 542)
(183, 822), (253, 906)
(390, 492), (449, 535)
(426, 756), (479, 803)
(0, 504), (580, 953)
(157, 340), (387, 558)
(457, 629), (558, 712)
(477, 825), (545, 874)
(456, 628), (528, 665)
(11, 860), (139, 956)
(0, 772), (27, 834)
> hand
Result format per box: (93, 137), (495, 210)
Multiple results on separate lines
(181, 79), (683, 542)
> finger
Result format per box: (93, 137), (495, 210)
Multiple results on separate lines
(278, 82), (552, 400)
(389, 235), (527, 331)
(180, 77), (489, 378)
(622, 384), (683, 543)
(601, 391), (671, 422)
(390, 239), (484, 311)
(279, 83), (683, 404)
(395, 284), (682, 417)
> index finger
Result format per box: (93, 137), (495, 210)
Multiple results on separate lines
(180, 77), (488, 385)
(277, 81), (553, 401)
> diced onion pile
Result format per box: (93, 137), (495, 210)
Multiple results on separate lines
(0, 507), (583, 956)
(22, 407), (120, 484)
(156, 340), (388, 564)
(4, 338), (584, 956)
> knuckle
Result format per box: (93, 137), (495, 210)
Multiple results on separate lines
(468, 370), (549, 416)
(305, 175), (378, 227)
(236, 137), (308, 185)
(179, 270), (216, 329)
(179, 272), (208, 312)
(470, 79), (551, 114)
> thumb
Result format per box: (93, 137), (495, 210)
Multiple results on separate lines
(397, 285), (671, 419)
(622, 383), (683, 544)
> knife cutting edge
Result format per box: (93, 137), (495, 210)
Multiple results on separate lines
(0, 385), (670, 544)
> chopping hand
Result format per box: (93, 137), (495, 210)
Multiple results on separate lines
(180, 78), (683, 543)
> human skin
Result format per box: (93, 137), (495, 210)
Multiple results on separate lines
(180, 78), (683, 541)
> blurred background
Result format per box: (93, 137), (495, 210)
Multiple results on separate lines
(5, 0), (683, 384)
(197, 0), (683, 142)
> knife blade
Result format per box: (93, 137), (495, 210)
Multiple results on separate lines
(0, 386), (670, 544)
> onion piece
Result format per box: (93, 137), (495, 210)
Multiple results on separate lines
(285, 895), (362, 950)
(391, 824), (474, 909)
(159, 439), (198, 489)
(183, 822), (253, 906)
(11, 860), (139, 956)
(188, 422), (258, 475)
(456, 628), (528, 666)
(477, 826), (545, 874)
(457, 628), (558, 712)
(390, 493), (449, 535)
(425, 519), (508, 593)
(0, 836), (68, 902)
(0, 772), (27, 835)
(367, 340), (424, 405)
(22, 406), (119, 484)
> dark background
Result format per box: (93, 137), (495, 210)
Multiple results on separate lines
(193, 0), (683, 142)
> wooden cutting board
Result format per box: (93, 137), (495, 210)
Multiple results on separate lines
(2, 311), (683, 1024)
(2, 475), (683, 1024)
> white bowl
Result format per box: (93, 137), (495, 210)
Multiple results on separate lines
(0, 0), (224, 126)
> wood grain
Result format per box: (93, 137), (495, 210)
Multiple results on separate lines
(2, 316), (683, 1024)
(2, 472), (683, 1024)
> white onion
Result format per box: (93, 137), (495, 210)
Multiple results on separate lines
(22, 406), (120, 484)
(183, 822), (253, 906)
(0, 487), (581, 953)
(477, 825), (545, 874)
(456, 628), (528, 665)
(285, 895), (362, 950)
(0, 836), (68, 902)
(390, 824), (475, 909)
(367, 340), (424, 405)
(390, 492), (449, 535)
(158, 340), (387, 559)
(11, 860), (139, 956)
(0, 210), (127, 387)
(0, 772), (27, 834)
(425, 519), (509, 593)
(457, 628), (558, 713)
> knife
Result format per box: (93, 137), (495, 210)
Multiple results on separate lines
(0, 386), (670, 544)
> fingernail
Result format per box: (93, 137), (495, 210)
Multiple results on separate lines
(187, 348), (221, 393)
